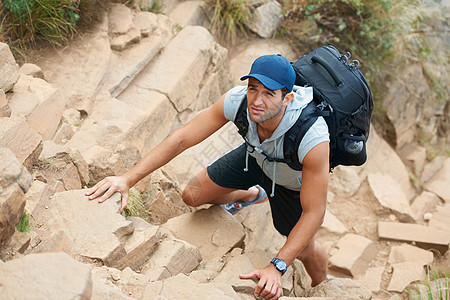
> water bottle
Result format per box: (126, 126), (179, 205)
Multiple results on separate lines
(344, 139), (363, 154)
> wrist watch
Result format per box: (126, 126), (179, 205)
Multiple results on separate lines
(270, 258), (287, 275)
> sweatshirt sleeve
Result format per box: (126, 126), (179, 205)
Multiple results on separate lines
(223, 86), (247, 121)
(298, 116), (330, 164)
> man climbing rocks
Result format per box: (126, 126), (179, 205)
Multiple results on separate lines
(86, 54), (330, 300)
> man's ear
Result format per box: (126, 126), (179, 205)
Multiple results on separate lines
(283, 92), (294, 105)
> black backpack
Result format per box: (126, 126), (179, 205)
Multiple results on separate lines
(234, 45), (373, 171)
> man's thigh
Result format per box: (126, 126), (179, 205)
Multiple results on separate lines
(183, 144), (260, 206)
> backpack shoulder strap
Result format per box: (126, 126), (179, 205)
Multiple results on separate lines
(283, 101), (319, 171)
(234, 95), (249, 138)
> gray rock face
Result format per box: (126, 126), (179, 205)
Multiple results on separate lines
(0, 148), (32, 247)
(247, 0), (283, 38)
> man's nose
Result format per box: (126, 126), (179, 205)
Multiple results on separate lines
(254, 93), (264, 106)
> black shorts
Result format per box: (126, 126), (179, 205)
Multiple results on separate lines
(207, 143), (302, 236)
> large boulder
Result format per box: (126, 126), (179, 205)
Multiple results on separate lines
(0, 252), (92, 299)
(0, 43), (19, 92)
(0, 148), (32, 247)
(30, 190), (135, 266)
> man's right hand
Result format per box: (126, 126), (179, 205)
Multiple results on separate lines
(85, 176), (130, 213)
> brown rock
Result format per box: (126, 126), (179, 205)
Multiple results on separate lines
(329, 234), (377, 277)
(367, 172), (414, 221)
(0, 252), (92, 299)
(387, 261), (426, 292)
(356, 266), (385, 293)
(424, 157), (450, 203)
(411, 191), (441, 221)
(388, 244), (434, 265)
(361, 128), (416, 201)
(143, 273), (240, 299)
(31, 190), (135, 265)
(378, 221), (450, 254)
(428, 203), (450, 233)
(213, 254), (257, 295)
(142, 235), (201, 280)
(169, 1), (211, 28)
(0, 117), (42, 170)
(0, 231), (31, 261)
(9, 74), (64, 140)
(133, 11), (158, 37)
(109, 4), (135, 35)
(306, 278), (372, 299)
(0, 43), (19, 92)
(163, 205), (245, 260)
(19, 63), (45, 79)
(91, 266), (149, 299)
(113, 217), (162, 271)
(0, 148), (32, 246)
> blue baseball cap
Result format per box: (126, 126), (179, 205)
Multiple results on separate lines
(240, 54), (296, 91)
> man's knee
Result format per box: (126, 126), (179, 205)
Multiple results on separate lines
(297, 239), (318, 261)
(181, 186), (201, 207)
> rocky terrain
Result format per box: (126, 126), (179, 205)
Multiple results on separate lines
(0, 0), (449, 299)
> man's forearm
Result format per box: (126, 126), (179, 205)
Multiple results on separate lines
(275, 209), (325, 266)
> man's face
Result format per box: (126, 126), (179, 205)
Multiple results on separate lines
(246, 78), (284, 124)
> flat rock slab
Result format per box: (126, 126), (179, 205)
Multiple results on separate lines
(388, 244), (434, 265)
(32, 190), (134, 265)
(387, 261), (427, 292)
(162, 205), (245, 260)
(378, 221), (450, 254)
(0, 252), (92, 299)
(329, 234), (377, 277)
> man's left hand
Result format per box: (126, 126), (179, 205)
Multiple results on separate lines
(239, 264), (283, 300)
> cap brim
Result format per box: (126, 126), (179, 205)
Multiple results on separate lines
(240, 74), (284, 91)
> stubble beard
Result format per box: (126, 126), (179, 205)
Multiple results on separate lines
(249, 103), (284, 124)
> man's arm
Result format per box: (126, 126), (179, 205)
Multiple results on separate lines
(85, 93), (229, 211)
(240, 141), (329, 300)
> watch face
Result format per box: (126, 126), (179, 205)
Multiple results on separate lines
(276, 259), (287, 269)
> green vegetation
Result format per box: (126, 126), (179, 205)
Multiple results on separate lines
(279, 0), (408, 86)
(406, 268), (449, 300)
(123, 187), (150, 221)
(207, 0), (250, 44)
(0, 0), (80, 50)
(16, 210), (32, 232)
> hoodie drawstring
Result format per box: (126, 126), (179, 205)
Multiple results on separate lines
(270, 140), (278, 197)
(244, 150), (249, 172)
